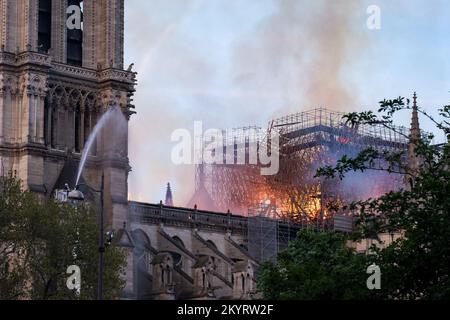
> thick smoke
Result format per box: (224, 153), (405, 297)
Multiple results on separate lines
(231, 0), (368, 116)
(125, 0), (371, 206)
(126, 0), (208, 205)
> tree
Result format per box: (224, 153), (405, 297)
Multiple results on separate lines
(316, 96), (450, 299)
(258, 230), (372, 300)
(0, 173), (126, 300)
(258, 95), (450, 300)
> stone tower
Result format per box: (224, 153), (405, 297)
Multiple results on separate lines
(0, 0), (136, 229)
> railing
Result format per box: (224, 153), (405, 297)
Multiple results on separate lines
(0, 50), (135, 84)
(52, 62), (135, 83)
(271, 108), (409, 146)
(129, 202), (248, 234)
(0, 51), (52, 67)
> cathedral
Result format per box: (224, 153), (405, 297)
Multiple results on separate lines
(0, 0), (258, 300)
(0, 0), (423, 301)
(0, 0), (135, 229)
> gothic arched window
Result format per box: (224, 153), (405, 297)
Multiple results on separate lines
(51, 105), (57, 149)
(74, 103), (82, 153)
(43, 97), (50, 146)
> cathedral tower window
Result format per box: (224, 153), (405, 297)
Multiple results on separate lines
(38, 0), (52, 53)
(67, 1), (83, 66)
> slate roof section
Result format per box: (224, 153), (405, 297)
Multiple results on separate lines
(51, 156), (93, 199)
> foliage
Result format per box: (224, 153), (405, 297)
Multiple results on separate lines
(316, 96), (450, 299)
(258, 230), (373, 300)
(259, 95), (450, 300)
(0, 173), (126, 300)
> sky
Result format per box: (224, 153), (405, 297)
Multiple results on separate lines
(124, 0), (450, 206)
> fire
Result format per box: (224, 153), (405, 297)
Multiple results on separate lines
(250, 183), (335, 223)
(197, 109), (407, 225)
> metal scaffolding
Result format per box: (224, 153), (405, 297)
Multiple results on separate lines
(247, 203), (300, 263)
(194, 108), (409, 225)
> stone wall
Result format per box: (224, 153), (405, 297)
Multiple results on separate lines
(123, 202), (259, 300)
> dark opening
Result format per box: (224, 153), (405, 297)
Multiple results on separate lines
(44, 98), (54, 146)
(84, 108), (90, 145)
(67, 0), (83, 66)
(43, 98), (49, 145)
(75, 105), (81, 153)
(38, 0), (52, 53)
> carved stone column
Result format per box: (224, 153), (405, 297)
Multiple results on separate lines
(80, 103), (85, 151)
(54, 106), (60, 150)
(20, 88), (33, 143)
(0, 84), (4, 144)
(45, 100), (51, 147)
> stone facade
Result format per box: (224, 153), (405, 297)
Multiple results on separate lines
(0, 0), (260, 300)
(0, 0), (136, 229)
(121, 202), (259, 300)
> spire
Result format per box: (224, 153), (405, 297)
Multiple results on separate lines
(165, 183), (174, 207)
(406, 92), (422, 188)
(410, 92), (421, 141)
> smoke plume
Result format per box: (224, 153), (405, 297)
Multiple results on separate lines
(231, 0), (368, 116)
(125, 0), (371, 206)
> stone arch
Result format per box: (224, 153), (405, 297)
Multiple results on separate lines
(31, 76), (42, 93)
(84, 91), (97, 111)
(172, 236), (185, 249)
(82, 91), (98, 145)
(51, 84), (67, 102)
(132, 229), (151, 253)
(67, 89), (83, 152)
(206, 240), (217, 250)
(30, 75), (44, 96)
(132, 229), (153, 299)
(68, 88), (83, 101)
(45, 85), (64, 149)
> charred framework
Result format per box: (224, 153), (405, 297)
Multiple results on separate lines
(193, 108), (409, 224)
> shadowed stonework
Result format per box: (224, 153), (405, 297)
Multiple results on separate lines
(0, 0), (136, 230)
